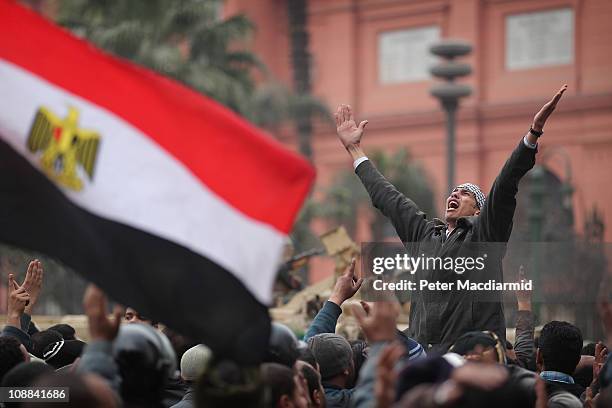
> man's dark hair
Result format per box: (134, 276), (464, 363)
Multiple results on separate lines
(2, 362), (53, 408)
(31, 330), (63, 358)
(300, 363), (321, 399)
(260, 362), (295, 406)
(539, 321), (582, 375)
(47, 324), (77, 341)
(161, 327), (198, 369)
(297, 345), (317, 369)
(0, 337), (26, 382)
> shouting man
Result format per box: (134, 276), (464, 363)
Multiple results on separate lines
(335, 85), (567, 351)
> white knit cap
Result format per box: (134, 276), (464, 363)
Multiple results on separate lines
(180, 344), (212, 381)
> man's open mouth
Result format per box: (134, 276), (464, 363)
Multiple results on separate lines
(447, 199), (459, 210)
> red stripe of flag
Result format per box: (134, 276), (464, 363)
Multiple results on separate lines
(0, 0), (315, 234)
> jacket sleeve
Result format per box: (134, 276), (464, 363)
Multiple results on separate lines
(478, 139), (537, 242)
(304, 301), (342, 341)
(1, 325), (32, 351)
(396, 329), (426, 362)
(20, 313), (31, 333)
(77, 340), (121, 393)
(24, 314), (40, 336)
(355, 160), (430, 243)
(514, 310), (536, 370)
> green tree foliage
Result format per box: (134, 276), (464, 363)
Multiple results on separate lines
(56, 0), (262, 116)
(249, 82), (330, 131)
(56, 0), (331, 133)
(317, 149), (436, 241)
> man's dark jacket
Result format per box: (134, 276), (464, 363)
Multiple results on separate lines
(355, 139), (536, 351)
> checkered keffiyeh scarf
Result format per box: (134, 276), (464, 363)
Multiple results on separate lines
(455, 183), (486, 209)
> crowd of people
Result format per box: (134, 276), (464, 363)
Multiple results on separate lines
(0, 257), (610, 408)
(0, 86), (611, 407)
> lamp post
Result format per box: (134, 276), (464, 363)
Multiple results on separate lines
(429, 40), (473, 194)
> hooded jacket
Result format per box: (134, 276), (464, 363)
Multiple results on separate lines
(355, 138), (537, 351)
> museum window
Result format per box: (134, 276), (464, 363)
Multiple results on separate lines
(378, 25), (440, 84)
(505, 8), (574, 70)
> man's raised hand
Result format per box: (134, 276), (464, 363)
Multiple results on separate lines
(83, 284), (123, 342)
(532, 84), (567, 132)
(335, 104), (367, 149)
(516, 265), (532, 311)
(329, 258), (363, 306)
(22, 259), (43, 314)
(352, 301), (399, 343)
(7, 274), (30, 327)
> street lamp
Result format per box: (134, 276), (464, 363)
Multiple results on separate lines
(429, 40), (473, 194)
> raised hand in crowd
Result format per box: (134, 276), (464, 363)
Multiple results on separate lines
(335, 104), (367, 149)
(329, 258), (363, 307)
(352, 301), (398, 343)
(452, 360), (508, 390)
(403, 362), (510, 407)
(516, 265), (532, 312)
(526, 84), (567, 145)
(83, 284), (123, 342)
(359, 300), (371, 316)
(304, 258), (364, 341)
(6, 273), (30, 328)
(583, 342), (607, 407)
(584, 386), (598, 408)
(592, 341), (608, 387)
(599, 297), (612, 346)
(21, 259), (43, 315)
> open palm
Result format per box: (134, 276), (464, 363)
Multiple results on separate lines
(533, 84), (567, 130)
(335, 104), (367, 148)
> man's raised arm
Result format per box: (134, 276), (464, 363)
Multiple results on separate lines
(335, 104), (430, 243)
(478, 85), (567, 242)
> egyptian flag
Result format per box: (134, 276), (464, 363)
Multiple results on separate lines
(0, 0), (315, 363)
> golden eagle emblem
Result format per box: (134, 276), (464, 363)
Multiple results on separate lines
(27, 106), (100, 191)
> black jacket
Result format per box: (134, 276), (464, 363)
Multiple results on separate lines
(356, 139), (536, 350)
(545, 380), (585, 401)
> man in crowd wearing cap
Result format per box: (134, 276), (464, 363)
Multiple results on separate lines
(334, 85), (567, 351)
(307, 333), (355, 408)
(171, 344), (211, 408)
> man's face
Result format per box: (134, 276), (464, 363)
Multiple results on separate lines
(124, 308), (153, 325)
(445, 186), (480, 222)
